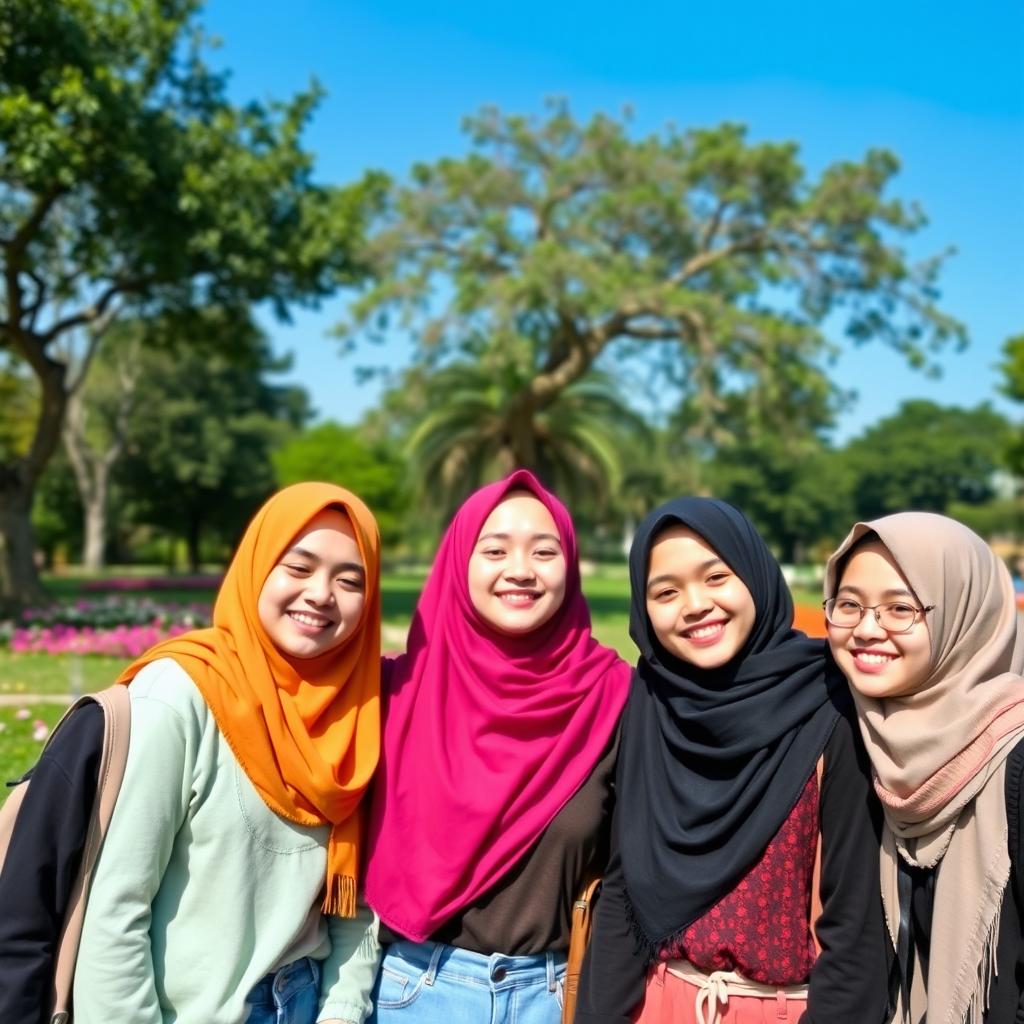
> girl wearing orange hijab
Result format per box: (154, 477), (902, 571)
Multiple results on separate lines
(71, 484), (382, 1024)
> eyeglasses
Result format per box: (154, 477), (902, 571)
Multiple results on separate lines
(822, 597), (934, 634)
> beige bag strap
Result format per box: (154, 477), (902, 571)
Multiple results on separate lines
(810, 754), (825, 956)
(50, 684), (131, 1023)
(562, 873), (601, 1024)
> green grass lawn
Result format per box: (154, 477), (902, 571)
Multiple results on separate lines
(0, 704), (69, 799)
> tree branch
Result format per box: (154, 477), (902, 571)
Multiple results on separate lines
(2, 185), (64, 264)
(40, 280), (145, 347)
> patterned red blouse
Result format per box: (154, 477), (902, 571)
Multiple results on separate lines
(659, 772), (819, 986)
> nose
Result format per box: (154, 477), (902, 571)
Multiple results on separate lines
(503, 549), (535, 582)
(304, 570), (334, 606)
(680, 583), (713, 617)
(852, 607), (886, 641)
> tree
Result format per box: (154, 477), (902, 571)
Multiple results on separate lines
(61, 323), (142, 570)
(0, 0), (380, 608)
(343, 104), (964, 471)
(400, 356), (651, 524)
(271, 422), (408, 545)
(117, 314), (309, 571)
(840, 400), (1010, 521)
(705, 433), (855, 562)
(998, 333), (1024, 476)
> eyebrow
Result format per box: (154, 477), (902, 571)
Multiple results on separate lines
(646, 558), (727, 592)
(284, 546), (365, 576)
(476, 531), (562, 544)
(835, 583), (915, 600)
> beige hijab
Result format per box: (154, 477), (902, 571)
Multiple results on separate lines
(826, 513), (1024, 1024)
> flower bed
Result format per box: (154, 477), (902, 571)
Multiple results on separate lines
(1, 597), (211, 657)
(79, 574), (221, 592)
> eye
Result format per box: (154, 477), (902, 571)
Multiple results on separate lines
(479, 546), (505, 558)
(650, 587), (677, 602)
(284, 563), (312, 577)
(337, 575), (364, 592)
(534, 547), (560, 559)
(706, 571), (730, 585)
(835, 598), (861, 612)
(886, 602), (917, 619)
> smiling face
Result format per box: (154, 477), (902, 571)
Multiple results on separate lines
(467, 491), (568, 636)
(645, 525), (756, 669)
(257, 507), (367, 660)
(827, 540), (932, 700)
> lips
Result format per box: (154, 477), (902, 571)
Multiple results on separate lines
(850, 647), (898, 674)
(495, 590), (541, 606)
(679, 619), (728, 647)
(287, 609), (335, 634)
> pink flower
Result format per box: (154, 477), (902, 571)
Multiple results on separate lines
(14, 708), (30, 720)
(32, 720), (49, 742)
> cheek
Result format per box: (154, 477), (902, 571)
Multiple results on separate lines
(339, 590), (367, 626)
(542, 559), (568, 602)
(256, 573), (284, 634)
(646, 602), (675, 644)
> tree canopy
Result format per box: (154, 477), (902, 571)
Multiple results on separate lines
(344, 103), (965, 473)
(0, 0), (381, 606)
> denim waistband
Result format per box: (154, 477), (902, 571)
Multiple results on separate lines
(249, 955), (320, 1003)
(384, 940), (566, 992)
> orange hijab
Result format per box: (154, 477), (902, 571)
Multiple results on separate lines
(117, 482), (381, 916)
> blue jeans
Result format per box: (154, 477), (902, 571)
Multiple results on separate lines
(370, 941), (565, 1024)
(246, 956), (321, 1024)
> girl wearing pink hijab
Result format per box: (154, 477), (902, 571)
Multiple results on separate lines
(364, 470), (632, 1024)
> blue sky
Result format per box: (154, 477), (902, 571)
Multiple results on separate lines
(203, 0), (1024, 442)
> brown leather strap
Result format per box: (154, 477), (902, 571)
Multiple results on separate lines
(810, 754), (825, 956)
(50, 685), (131, 1019)
(562, 874), (601, 1024)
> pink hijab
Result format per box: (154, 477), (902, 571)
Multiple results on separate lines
(364, 470), (631, 941)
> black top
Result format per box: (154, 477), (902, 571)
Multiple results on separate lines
(619, 498), (845, 948)
(0, 702), (104, 1024)
(899, 736), (1024, 1024)
(577, 712), (892, 1024)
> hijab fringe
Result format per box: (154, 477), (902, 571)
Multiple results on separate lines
(323, 874), (357, 918)
(961, 898), (1001, 1024)
(948, 840), (1008, 1024)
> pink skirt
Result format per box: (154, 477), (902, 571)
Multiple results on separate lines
(635, 961), (809, 1024)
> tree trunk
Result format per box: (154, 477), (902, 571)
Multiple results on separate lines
(0, 337), (69, 611)
(81, 490), (107, 571)
(505, 399), (539, 472)
(186, 516), (202, 574)
(62, 345), (138, 573)
(0, 474), (46, 614)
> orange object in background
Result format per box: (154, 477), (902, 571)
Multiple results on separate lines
(793, 603), (827, 638)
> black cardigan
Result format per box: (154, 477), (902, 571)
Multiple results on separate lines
(900, 736), (1024, 1024)
(576, 711), (892, 1024)
(0, 702), (104, 1024)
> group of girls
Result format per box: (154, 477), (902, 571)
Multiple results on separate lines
(0, 469), (1021, 1024)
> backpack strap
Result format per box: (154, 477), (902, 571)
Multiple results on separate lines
(49, 684), (131, 1022)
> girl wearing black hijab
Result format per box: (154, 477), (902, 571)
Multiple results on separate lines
(576, 498), (890, 1024)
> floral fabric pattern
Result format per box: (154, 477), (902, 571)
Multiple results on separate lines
(660, 773), (819, 985)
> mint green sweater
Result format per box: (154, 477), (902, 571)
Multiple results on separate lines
(73, 659), (380, 1024)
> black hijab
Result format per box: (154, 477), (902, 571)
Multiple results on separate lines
(617, 497), (845, 951)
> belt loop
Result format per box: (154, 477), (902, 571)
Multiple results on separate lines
(776, 987), (787, 1019)
(547, 951), (556, 992)
(425, 943), (444, 987)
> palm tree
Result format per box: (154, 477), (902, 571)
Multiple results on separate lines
(407, 359), (650, 522)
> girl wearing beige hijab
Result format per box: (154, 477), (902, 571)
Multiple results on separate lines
(825, 512), (1024, 1024)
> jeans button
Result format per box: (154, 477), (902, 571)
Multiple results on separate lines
(492, 967), (507, 981)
